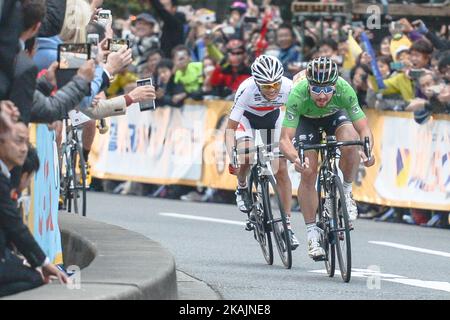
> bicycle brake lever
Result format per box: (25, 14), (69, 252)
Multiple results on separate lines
(363, 137), (371, 159)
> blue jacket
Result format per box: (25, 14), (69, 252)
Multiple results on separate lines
(278, 45), (302, 79)
(33, 36), (61, 71)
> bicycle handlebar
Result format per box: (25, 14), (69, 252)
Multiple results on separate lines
(232, 142), (283, 167)
(235, 142), (280, 155)
(297, 137), (371, 164)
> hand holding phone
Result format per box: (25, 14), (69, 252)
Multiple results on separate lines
(108, 39), (130, 52)
(135, 78), (156, 111)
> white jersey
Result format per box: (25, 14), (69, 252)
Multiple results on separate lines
(229, 76), (293, 122)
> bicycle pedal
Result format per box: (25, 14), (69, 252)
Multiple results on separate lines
(245, 221), (254, 231)
(312, 255), (327, 262)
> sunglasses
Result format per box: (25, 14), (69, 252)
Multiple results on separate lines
(310, 85), (335, 95)
(230, 51), (244, 55)
(258, 81), (282, 90)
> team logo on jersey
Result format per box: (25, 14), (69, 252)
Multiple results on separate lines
(287, 111), (295, 121)
(351, 106), (360, 114)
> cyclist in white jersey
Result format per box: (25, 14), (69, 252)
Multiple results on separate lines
(225, 55), (299, 249)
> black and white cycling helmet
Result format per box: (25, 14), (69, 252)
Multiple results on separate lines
(306, 57), (339, 86)
(251, 55), (284, 85)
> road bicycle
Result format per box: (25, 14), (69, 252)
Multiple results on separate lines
(297, 130), (371, 282)
(233, 141), (292, 269)
(59, 117), (87, 216)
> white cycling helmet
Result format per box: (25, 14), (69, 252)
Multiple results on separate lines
(251, 54), (284, 85)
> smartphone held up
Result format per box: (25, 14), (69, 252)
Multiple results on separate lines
(136, 78), (156, 111)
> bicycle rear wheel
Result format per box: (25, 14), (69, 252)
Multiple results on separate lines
(59, 143), (70, 212)
(333, 175), (351, 282)
(317, 173), (335, 277)
(249, 173), (273, 266)
(71, 144), (87, 216)
(266, 175), (292, 269)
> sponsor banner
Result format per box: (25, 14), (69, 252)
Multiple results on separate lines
(201, 100), (237, 190)
(368, 111), (449, 210)
(92, 102), (207, 185)
(91, 102), (450, 211)
(28, 124), (63, 264)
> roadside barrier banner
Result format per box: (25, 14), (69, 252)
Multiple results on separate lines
(28, 124), (63, 264)
(91, 102), (450, 211)
(91, 102), (207, 185)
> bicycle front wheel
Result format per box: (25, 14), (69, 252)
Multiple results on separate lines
(333, 175), (351, 282)
(71, 144), (87, 217)
(265, 175), (292, 269)
(249, 173), (273, 266)
(317, 172), (335, 277)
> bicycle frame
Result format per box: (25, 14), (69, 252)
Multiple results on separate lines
(233, 140), (293, 268)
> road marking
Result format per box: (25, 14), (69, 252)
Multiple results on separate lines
(310, 269), (450, 293)
(369, 241), (450, 258)
(159, 212), (246, 226)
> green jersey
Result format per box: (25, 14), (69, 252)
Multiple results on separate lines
(282, 77), (366, 128)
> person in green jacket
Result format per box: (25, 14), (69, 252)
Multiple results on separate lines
(171, 45), (204, 100)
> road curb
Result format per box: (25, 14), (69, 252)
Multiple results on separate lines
(3, 213), (178, 300)
(177, 270), (222, 300)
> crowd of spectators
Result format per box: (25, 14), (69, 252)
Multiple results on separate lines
(0, 0), (157, 296)
(1, 0), (449, 296)
(105, 0), (449, 226)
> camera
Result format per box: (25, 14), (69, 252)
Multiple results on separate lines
(198, 13), (216, 24)
(409, 69), (424, 80)
(390, 21), (404, 40)
(98, 9), (112, 28)
(107, 39), (130, 52)
(244, 16), (258, 24)
(56, 43), (91, 95)
(57, 43), (91, 69)
(136, 78), (155, 111)
(87, 34), (99, 59)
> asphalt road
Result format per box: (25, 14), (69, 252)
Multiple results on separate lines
(86, 191), (450, 300)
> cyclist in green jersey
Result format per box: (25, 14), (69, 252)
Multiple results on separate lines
(280, 57), (375, 260)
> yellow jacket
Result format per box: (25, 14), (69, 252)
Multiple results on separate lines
(369, 72), (414, 102)
(107, 72), (138, 97)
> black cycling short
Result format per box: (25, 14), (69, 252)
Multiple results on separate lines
(295, 110), (351, 145)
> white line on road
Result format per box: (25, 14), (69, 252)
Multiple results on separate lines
(159, 212), (246, 226)
(310, 269), (450, 293)
(369, 241), (450, 258)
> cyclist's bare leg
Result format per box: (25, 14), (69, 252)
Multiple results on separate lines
(298, 151), (319, 224)
(81, 120), (96, 161)
(336, 124), (360, 183)
(273, 158), (292, 217)
(236, 138), (254, 187)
